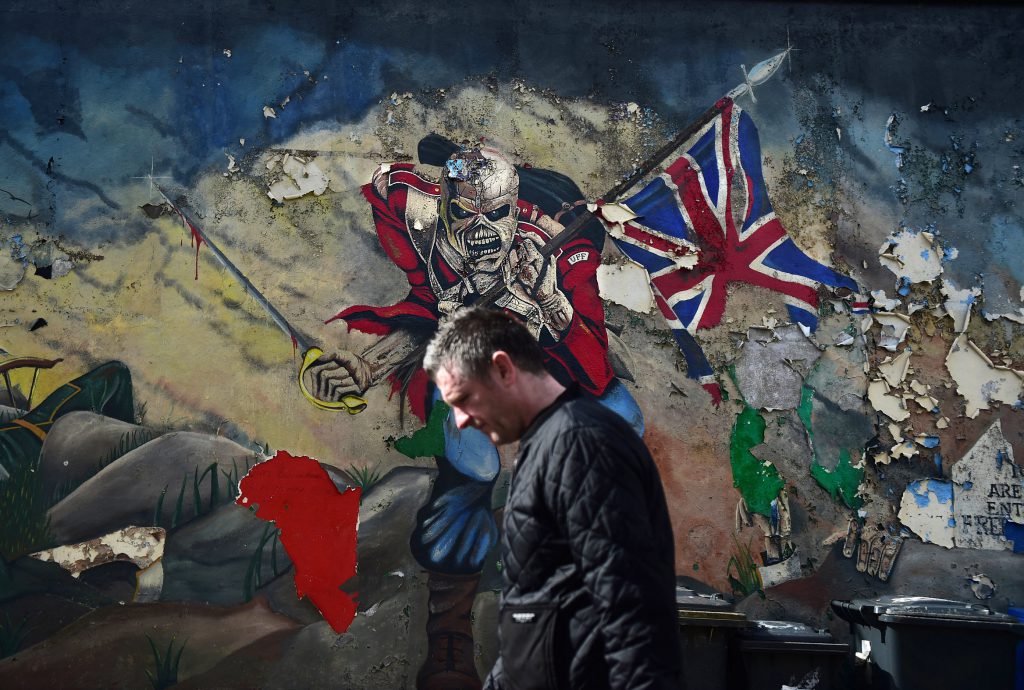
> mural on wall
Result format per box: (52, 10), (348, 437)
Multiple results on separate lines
(1, 1), (1023, 687)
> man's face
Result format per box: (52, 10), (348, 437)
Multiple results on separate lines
(435, 363), (521, 446)
(437, 151), (519, 275)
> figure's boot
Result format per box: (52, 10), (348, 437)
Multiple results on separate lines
(416, 571), (482, 690)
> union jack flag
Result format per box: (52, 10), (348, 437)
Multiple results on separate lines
(598, 97), (858, 404)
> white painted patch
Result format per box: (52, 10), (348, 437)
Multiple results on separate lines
(597, 262), (655, 313)
(874, 312), (912, 352)
(834, 331), (855, 347)
(868, 379), (910, 421)
(951, 421), (1024, 550)
(870, 289), (901, 311)
(898, 478), (955, 548)
(758, 551), (804, 588)
(267, 154), (330, 202)
(878, 229), (944, 284)
(878, 350), (912, 387)
(945, 335), (1024, 418)
(890, 440), (918, 461)
(31, 526), (166, 602)
(567, 250), (590, 266)
(941, 279), (982, 333)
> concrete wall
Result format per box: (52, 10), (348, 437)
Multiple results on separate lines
(0, 1), (1021, 686)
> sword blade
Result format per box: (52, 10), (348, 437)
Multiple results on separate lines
(153, 183), (315, 352)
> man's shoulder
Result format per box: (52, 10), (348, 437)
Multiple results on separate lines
(539, 395), (637, 446)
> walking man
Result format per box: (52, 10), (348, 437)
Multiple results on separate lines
(424, 308), (680, 690)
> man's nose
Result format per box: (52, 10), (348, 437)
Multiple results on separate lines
(453, 407), (474, 430)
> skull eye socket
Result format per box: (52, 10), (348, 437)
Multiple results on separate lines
(484, 204), (511, 222)
(449, 201), (475, 220)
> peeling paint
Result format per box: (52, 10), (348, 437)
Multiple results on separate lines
(969, 573), (996, 599)
(945, 335), (1024, 418)
(874, 312), (912, 352)
(597, 261), (655, 313)
(870, 290), (902, 312)
(868, 379), (910, 421)
(267, 154), (330, 202)
(878, 350), (912, 387)
(898, 479), (955, 548)
(590, 201), (698, 271)
(757, 551), (803, 588)
(890, 440), (918, 461)
(0, 240), (26, 290)
(951, 421), (1024, 550)
(734, 325), (821, 411)
(941, 279), (981, 332)
(800, 380), (866, 508)
(878, 229), (944, 284)
(810, 448), (864, 509)
(30, 526), (166, 601)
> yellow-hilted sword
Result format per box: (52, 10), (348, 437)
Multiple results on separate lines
(152, 184), (366, 414)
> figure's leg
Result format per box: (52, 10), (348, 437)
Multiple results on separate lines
(0, 361), (134, 478)
(411, 389), (500, 690)
(595, 377), (645, 437)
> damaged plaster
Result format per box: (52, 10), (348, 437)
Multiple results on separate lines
(878, 228), (945, 285)
(898, 479), (955, 548)
(30, 526), (166, 602)
(596, 261), (655, 313)
(941, 279), (982, 332)
(945, 335), (1024, 418)
(734, 325), (821, 410)
(951, 421), (1024, 550)
(266, 154), (330, 203)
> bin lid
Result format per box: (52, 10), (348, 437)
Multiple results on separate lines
(676, 585), (734, 611)
(738, 620), (835, 643)
(832, 596), (1024, 630)
(736, 620), (849, 653)
(677, 608), (748, 627)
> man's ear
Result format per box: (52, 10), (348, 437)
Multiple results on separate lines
(491, 351), (517, 387)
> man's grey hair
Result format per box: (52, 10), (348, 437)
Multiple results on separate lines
(423, 308), (547, 380)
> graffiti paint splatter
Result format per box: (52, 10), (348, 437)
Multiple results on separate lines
(237, 450), (361, 633)
(392, 400), (449, 459)
(729, 404), (785, 516)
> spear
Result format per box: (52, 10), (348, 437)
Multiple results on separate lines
(151, 183), (367, 414)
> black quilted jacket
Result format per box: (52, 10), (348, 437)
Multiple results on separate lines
(484, 387), (680, 690)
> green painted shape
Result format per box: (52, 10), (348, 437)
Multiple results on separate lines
(729, 405), (784, 516)
(797, 385), (814, 434)
(799, 384), (864, 509)
(393, 400), (450, 459)
(810, 448), (864, 509)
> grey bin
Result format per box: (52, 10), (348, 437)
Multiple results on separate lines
(676, 585), (748, 690)
(832, 596), (1024, 690)
(730, 620), (849, 690)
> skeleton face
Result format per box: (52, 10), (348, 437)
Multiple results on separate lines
(437, 148), (519, 276)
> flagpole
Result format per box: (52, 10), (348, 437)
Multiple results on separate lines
(477, 46), (791, 307)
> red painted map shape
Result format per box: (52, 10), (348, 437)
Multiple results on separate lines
(237, 450), (361, 632)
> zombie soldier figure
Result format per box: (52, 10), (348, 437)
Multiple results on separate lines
(303, 141), (642, 690)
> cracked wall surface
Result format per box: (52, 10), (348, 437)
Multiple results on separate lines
(1, 1), (1023, 686)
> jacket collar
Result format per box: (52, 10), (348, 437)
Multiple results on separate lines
(519, 382), (580, 446)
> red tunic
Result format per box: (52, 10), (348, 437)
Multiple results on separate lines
(329, 164), (613, 420)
